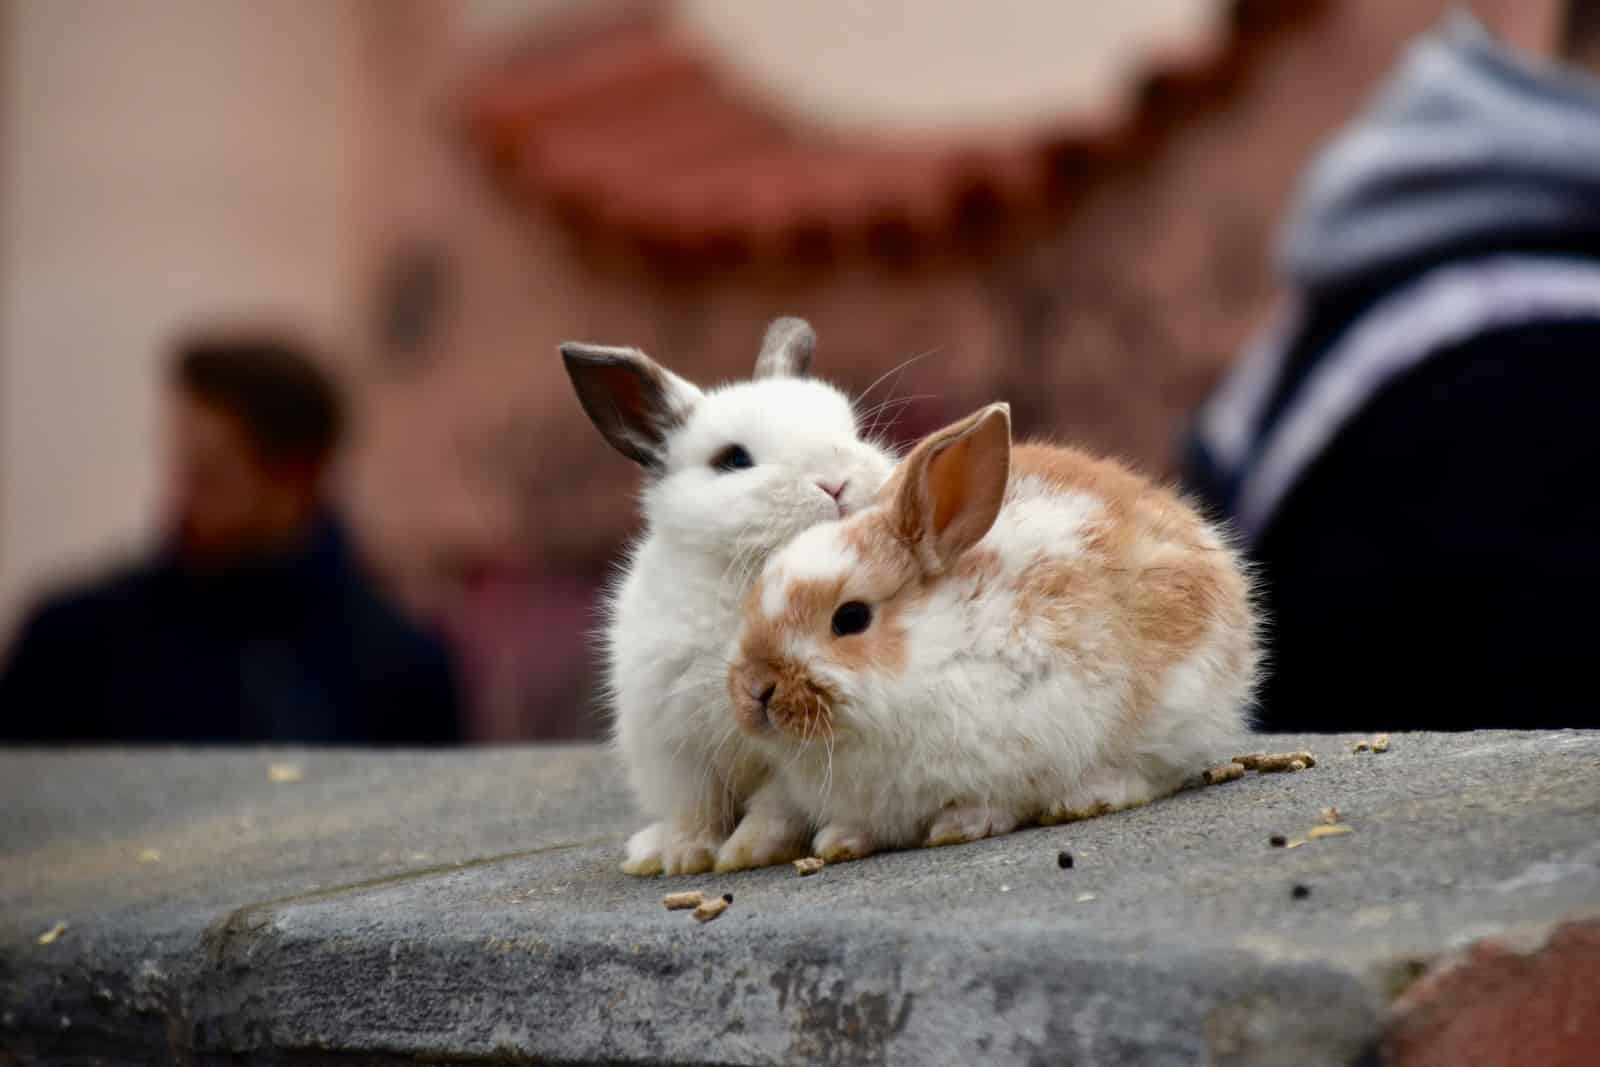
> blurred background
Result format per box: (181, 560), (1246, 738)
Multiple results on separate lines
(0, 0), (1566, 742)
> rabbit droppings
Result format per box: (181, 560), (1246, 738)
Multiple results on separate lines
(726, 403), (1260, 864)
(562, 318), (898, 875)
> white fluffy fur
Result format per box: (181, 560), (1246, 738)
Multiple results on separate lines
(739, 451), (1259, 861)
(606, 374), (895, 875)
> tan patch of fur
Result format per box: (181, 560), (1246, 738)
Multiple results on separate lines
(728, 624), (842, 742)
(734, 527), (920, 741)
(1006, 443), (1250, 750)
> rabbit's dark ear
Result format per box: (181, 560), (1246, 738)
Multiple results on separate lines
(892, 403), (1011, 574)
(752, 317), (815, 380)
(560, 343), (702, 469)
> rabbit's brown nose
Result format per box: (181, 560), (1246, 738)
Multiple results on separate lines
(731, 664), (780, 735)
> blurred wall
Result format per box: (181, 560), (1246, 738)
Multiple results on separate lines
(0, 0), (383, 635)
(0, 0), (1526, 740)
(679, 0), (1221, 134)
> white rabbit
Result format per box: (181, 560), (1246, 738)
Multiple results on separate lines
(562, 318), (897, 874)
(725, 402), (1259, 863)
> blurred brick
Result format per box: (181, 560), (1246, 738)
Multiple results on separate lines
(1384, 920), (1600, 1067)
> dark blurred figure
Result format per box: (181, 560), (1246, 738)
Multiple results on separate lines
(0, 333), (462, 744)
(1183, 4), (1600, 732)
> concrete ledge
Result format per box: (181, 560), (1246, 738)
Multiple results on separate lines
(3, 732), (1599, 1065)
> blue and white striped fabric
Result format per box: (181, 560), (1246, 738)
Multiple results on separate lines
(1197, 254), (1600, 545)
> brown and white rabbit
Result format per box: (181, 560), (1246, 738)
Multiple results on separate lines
(724, 403), (1260, 864)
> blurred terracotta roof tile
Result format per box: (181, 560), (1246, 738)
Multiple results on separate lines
(464, 1), (1329, 266)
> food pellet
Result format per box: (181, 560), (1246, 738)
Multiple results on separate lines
(1291, 884), (1311, 900)
(693, 896), (729, 923)
(794, 857), (825, 876)
(1269, 834), (1288, 848)
(1057, 850), (1074, 869)
(1243, 752), (1316, 773)
(1203, 762), (1246, 785)
(662, 891), (705, 911)
(1371, 734), (1391, 753)
(267, 763), (303, 784)
(1307, 825), (1353, 840)
(37, 922), (68, 945)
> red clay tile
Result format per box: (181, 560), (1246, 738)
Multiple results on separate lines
(461, 3), (1329, 266)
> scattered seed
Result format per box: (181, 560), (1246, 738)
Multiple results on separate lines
(1057, 850), (1074, 869)
(1000, 884), (1011, 893)
(267, 763), (303, 784)
(1075, 892), (1096, 903)
(1320, 807), (1341, 825)
(37, 922), (68, 946)
(1239, 752), (1316, 773)
(1269, 834), (1288, 848)
(693, 896), (729, 923)
(1291, 884), (1311, 900)
(794, 857), (825, 876)
(137, 848), (162, 863)
(1307, 825), (1353, 840)
(662, 891), (705, 911)
(1284, 838), (1307, 849)
(1203, 762), (1246, 785)
(1355, 734), (1391, 754)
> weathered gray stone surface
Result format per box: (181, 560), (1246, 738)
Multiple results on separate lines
(2, 732), (1598, 1065)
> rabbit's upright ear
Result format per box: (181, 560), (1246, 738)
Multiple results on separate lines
(752, 317), (815, 380)
(892, 403), (1011, 574)
(561, 342), (702, 469)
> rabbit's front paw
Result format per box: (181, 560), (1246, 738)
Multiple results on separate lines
(715, 808), (808, 872)
(925, 804), (1020, 847)
(813, 824), (878, 863)
(621, 821), (722, 876)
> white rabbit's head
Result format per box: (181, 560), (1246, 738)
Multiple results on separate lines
(563, 318), (897, 565)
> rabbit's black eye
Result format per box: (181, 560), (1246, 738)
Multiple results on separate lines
(712, 445), (754, 472)
(831, 601), (872, 637)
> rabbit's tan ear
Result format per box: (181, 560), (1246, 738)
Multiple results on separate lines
(561, 342), (702, 469)
(892, 403), (1011, 573)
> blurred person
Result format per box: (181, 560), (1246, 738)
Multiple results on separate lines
(0, 333), (462, 744)
(1182, 3), (1600, 732)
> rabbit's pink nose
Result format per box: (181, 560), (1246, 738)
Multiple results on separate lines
(816, 479), (846, 501)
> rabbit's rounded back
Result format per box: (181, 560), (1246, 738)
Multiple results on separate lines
(730, 403), (1259, 847)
